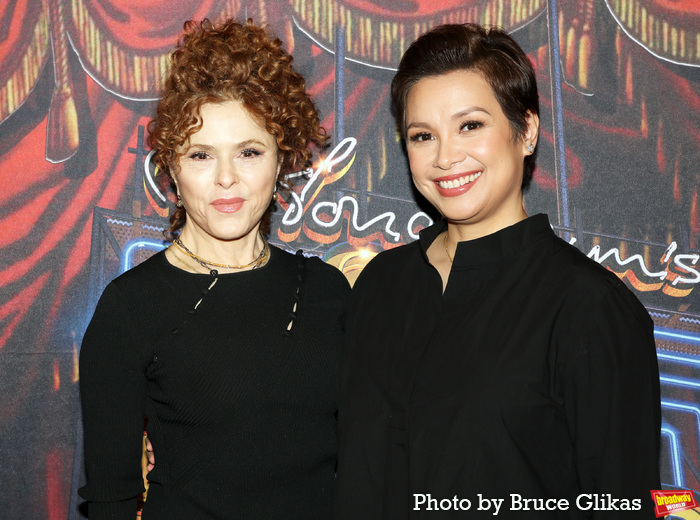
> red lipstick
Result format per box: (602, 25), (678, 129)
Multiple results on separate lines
(211, 197), (245, 213)
(433, 171), (482, 198)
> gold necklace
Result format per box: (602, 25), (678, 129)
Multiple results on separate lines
(168, 245), (219, 309)
(169, 246), (205, 274)
(173, 235), (269, 271)
(444, 232), (454, 264)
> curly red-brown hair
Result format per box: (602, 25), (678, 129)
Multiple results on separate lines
(148, 18), (327, 237)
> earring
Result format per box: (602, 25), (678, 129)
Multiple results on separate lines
(271, 187), (277, 202)
(176, 194), (183, 208)
(526, 143), (534, 154)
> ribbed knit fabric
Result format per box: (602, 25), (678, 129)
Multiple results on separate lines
(79, 246), (350, 519)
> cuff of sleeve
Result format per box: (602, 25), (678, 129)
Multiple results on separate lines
(87, 497), (138, 520)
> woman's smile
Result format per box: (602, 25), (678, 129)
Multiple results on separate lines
(434, 171), (483, 196)
(405, 69), (537, 239)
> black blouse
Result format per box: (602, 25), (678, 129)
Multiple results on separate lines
(334, 214), (660, 519)
(79, 247), (350, 519)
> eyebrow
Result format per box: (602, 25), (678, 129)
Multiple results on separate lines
(234, 139), (269, 149)
(406, 106), (491, 131)
(185, 139), (269, 151)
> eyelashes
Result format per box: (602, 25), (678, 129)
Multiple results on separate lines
(408, 120), (484, 143)
(409, 132), (432, 143)
(460, 120), (483, 132)
(185, 149), (263, 160)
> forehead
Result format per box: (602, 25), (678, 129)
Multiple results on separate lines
(191, 101), (270, 136)
(178, 100), (278, 156)
(405, 70), (500, 119)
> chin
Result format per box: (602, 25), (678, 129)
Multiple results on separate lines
(438, 204), (482, 223)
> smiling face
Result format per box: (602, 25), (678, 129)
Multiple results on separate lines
(173, 100), (280, 248)
(405, 69), (538, 240)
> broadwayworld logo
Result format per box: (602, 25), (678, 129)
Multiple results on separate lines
(650, 490), (698, 518)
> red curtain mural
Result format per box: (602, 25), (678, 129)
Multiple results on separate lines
(0, 0), (698, 518)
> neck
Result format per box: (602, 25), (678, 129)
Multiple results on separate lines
(445, 207), (528, 249)
(177, 225), (265, 268)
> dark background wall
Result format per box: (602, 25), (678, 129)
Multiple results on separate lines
(0, 0), (698, 517)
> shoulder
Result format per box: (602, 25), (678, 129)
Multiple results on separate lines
(108, 249), (169, 291)
(82, 255), (170, 348)
(354, 241), (422, 287)
(306, 256), (351, 295)
(548, 237), (645, 310)
(542, 238), (654, 340)
(270, 245), (351, 298)
(370, 240), (421, 266)
(349, 241), (423, 301)
(91, 250), (170, 313)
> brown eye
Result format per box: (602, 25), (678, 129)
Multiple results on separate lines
(409, 132), (432, 143)
(460, 121), (483, 132)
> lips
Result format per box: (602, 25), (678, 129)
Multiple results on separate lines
(434, 171), (482, 197)
(211, 197), (245, 213)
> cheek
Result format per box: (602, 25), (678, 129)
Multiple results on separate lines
(407, 149), (430, 180)
(410, 173), (435, 203)
(177, 179), (204, 201)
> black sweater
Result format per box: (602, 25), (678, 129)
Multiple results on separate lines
(79, 246), (350, 519)
(334, 214), (661, 519)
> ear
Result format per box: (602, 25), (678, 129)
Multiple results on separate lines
(275, 153), (283, 182)
(523, 111), (539, 154)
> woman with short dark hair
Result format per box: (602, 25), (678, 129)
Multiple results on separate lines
(334, 24), (660, 519)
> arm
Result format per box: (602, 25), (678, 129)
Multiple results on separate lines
(78, 281), (149, 520)
(557, 283), (661, 518)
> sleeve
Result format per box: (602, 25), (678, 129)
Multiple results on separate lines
(556, 281), (661, 518)
(78, 281), (149, 520)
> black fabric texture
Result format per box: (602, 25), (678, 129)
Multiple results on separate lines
(334, 214), (661, 519)
(79, 246), (350, 519)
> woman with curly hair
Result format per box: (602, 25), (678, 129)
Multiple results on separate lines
(79, 19), (349, 519)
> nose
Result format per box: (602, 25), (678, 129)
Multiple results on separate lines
(215, 160), (238, 188)
(434, 138), (465, 170)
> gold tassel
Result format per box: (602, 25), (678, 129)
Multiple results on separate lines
(624, 54), (634, 106)
(578, 29), (592, 90)
(656, 118), (665, 174)
(565, 23), (578, 81)
(46, 0), (79, 162)
(72, 331), (79, 384)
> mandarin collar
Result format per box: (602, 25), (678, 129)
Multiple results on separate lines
(418, 214), (553, 269)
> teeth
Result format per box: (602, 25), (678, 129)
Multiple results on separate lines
(437, 171), (481, 189)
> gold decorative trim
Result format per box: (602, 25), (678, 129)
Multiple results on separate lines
(0, 7), (50, 123)
(67, 0), (243, 99)
(607, 0), (700, 65)
(291, 0), (544, 67)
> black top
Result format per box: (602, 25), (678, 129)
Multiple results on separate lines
(334, 214), (661, 519)
(79, 246), (350, 519)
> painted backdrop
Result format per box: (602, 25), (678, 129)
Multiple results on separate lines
(0, 0), (699, 518)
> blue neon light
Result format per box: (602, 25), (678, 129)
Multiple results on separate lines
(661, 425), (684, 487)
(120, 238), (168, 273)
(655, 326), (700, 346)
(660, 375), (700, 391)
(657, 351), (700, 368)
(661, 400), (700, 445)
